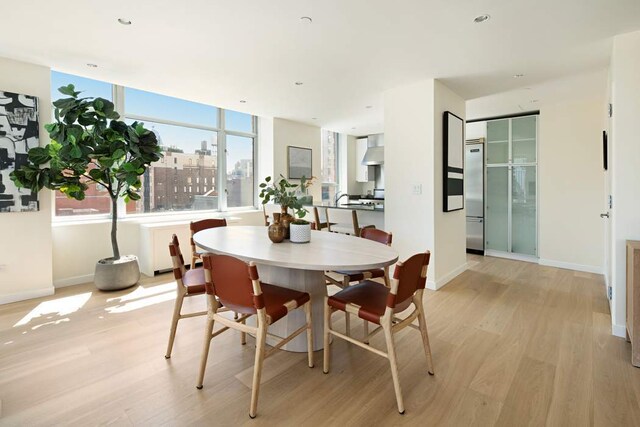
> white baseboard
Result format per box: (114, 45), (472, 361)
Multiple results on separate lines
(612, 323), (627, 338)
(53, 274), (94, 288)
(538, 258), (603, 275)
(0, 286), (55, 305)
(426, 262), (469, 291)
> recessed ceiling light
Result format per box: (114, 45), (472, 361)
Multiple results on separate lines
(351, 127), (356, 130)
(312, 117), (317, 120)
(86, 63), (98, 68)
(117, 18), (132, 25)
(530, 99), (539, 103)
(239, 100), (247, 103)
(300, 16), (313, 24)
(295, 81), (303, 86)
(365, 105), (373, 109)
(473, 14), (490, 23)
(513, 74), (525, 78)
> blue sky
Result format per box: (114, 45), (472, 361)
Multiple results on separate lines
(51, 71), (254, 173)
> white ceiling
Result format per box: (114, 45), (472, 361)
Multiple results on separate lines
(1, 0), (639, 135)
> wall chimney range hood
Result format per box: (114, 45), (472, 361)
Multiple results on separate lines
(361, 133), (384, 165)
(362, 146), (384, 165)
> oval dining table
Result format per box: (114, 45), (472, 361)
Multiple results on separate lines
(193, 225), (398, 352)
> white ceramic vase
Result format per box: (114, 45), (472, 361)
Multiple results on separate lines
(289, 222), (311, 243)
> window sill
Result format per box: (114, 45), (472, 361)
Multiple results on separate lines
(52, 208), (262, 227)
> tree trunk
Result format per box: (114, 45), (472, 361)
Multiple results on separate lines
(111, 196), (120, 260)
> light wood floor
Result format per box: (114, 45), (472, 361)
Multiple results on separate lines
(1, 255), (639, 426)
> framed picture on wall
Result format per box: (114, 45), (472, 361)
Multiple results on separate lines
(0, 90), (40, 213)
(443, 111), (464, 212)
(288, 146), (312, 179)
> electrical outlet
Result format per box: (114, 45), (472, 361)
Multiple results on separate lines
(412, 184), (422, 195)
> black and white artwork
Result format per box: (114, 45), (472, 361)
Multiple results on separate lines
(443, 111), (464, 212)
(288, 146), (312, 179)
(0, 90), (40, 212)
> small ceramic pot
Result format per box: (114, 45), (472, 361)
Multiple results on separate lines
(290, 222), (311, 243)
(268, 213), (286, 243)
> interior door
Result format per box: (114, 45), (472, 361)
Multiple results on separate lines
(604, 128), (612, 293)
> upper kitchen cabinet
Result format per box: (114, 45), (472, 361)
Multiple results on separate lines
(511, 116), (537, 164)
(356, 137), (374, 182)
(486, 119), (509, 164)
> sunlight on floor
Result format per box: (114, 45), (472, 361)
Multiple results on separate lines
(106, 282), (175, 304)
(105, 282), (176, 314)
(13, 292), (92, 328)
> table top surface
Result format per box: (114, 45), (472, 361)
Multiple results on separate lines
(194, 226), (398, 271)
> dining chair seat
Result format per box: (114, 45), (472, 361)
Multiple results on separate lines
(217, 282), (310, 324)
(181, 268), (207, 295)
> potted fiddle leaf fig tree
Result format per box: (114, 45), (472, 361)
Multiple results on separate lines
(10, 84), (162, 290)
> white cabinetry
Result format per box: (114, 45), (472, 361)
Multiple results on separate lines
(356, 137), (374, 182)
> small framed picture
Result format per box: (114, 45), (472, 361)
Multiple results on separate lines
(288, 146), (312, 179)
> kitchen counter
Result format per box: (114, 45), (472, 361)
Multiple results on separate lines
(313, 203), (384, 212)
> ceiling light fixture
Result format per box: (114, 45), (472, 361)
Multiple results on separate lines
(295, 81), (303, 86)
(365, 105), (373, 109)
(530, 99), (539, 103)
(239, 100), (247, 103)
(86, 63), (98, 68)
(351, 127), (356, 130)
(300, 16), (313, 23)
(312, 117), (317, 120)
(117, 18), (132, 25)
(513, 73), (525, 78)
(473, 14), (490, 23)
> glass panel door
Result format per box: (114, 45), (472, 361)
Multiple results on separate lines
(511, 166), (537, 256)
(511, 116), (537, 164)
(486, 119), (509, 164)
(485, 166), (509, 252)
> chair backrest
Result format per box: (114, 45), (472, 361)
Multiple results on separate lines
(360, 228), (392, 246)
(202, 254), (263, 312)
(168, 234), (187, 284)
(190, 218), (227, 253)
(388, 252), (431, 309)
(326, 208), (359, 235)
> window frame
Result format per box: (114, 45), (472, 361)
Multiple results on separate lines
(321, 130), (341, 203)
(51, 73), (258, 221)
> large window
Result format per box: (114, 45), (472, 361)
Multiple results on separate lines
(50, 71), (257, 218)
(321, 130), (339, 202)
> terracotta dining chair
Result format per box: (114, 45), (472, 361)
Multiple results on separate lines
(165, 234), (230, 359)
(325, 228), (393, 339)
(196, 253), (314, 419)
(323, 251), (434, 415)
(190, 218), (227, 269)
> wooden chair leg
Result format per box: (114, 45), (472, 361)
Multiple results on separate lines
(165, 292), (185, 359)
(196, 316), (215, 389)
(417, 303), (435, 375)
(345, 312), (351, 337)
(363, 320), (369, 344)
(249, 323), (267, 418)
(383, 322), (405, 414)
(304, 301), (314, 368)
(323, 297), (331, 374)
(190, 256), (197, 270)
(241, 316), (247, 345)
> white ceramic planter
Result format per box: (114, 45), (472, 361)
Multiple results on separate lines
(289, 222), (311, 243)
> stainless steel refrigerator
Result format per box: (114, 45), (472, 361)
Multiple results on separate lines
(465, 144), (484, 253)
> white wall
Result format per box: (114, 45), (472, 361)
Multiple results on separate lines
(433, 81), (468, 287)
(0, 57), (53, 304)
(538, 95), (605, 272)
(384, 79), (467, 289)
(609, 30), (640, 337)
(272, 118), (321, 203)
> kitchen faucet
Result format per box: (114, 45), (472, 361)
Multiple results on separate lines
(334, 192), (349, 207)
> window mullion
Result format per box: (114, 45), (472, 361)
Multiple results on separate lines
(218, 109), (227, 211)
